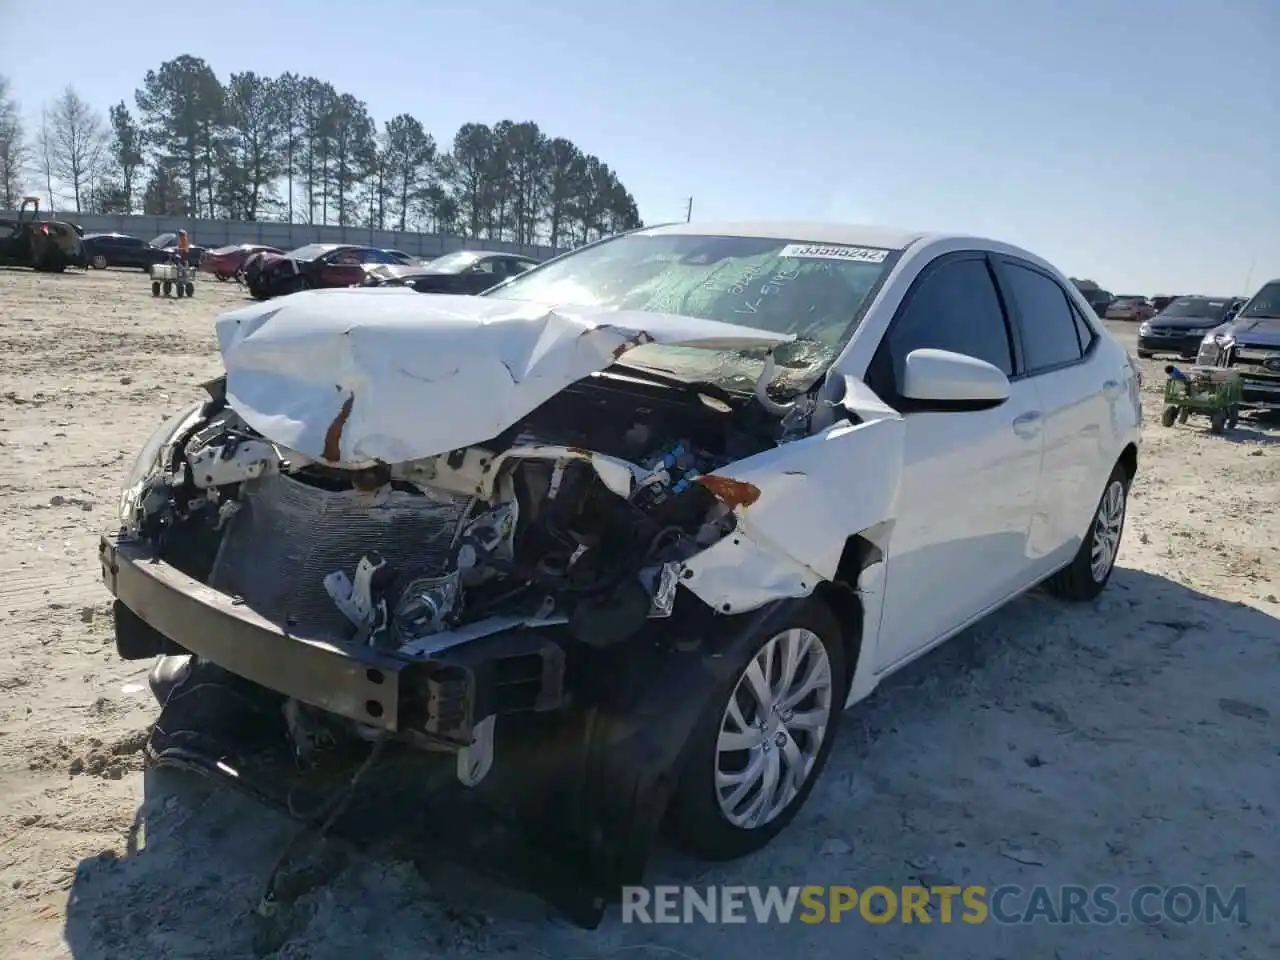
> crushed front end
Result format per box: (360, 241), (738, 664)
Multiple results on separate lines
(102, 362), (796, 924)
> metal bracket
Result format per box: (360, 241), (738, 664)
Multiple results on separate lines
(456, 714), (495, 787)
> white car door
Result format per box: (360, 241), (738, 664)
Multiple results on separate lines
(993, 257), (1116, 572)
(865, 252), (1045, 673)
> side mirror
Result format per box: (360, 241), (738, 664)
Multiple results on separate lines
(901, 348), (1010, 408)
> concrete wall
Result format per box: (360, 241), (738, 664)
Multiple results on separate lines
(2, 211), (563, 260)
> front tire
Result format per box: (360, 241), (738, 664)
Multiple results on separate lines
(667, 599), (848, 860)
(1044, 461), (1129, 602)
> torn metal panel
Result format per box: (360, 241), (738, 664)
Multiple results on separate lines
(678, 414), (906, 614)
(214, 290), (793, 465)
(395, 443), (642, 501)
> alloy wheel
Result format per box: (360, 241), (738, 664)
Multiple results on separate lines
(1090, 479), (1126, 582)
(714, 628), (834, 829)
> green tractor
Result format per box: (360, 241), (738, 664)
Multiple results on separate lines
(0, 197), (88, 272)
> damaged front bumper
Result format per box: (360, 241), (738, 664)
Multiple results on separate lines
(100, 533), (565, 742)
(102, 531), (784, 928)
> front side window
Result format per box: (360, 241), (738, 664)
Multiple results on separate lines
(1001, 262), (1084, 371)
(487, 230), (901, 393)
(879, 257), (1015, 387)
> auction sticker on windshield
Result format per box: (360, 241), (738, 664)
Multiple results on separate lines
(778, 244), (890, 263)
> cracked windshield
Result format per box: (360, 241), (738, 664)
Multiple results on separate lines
(493, 231), (897, 393)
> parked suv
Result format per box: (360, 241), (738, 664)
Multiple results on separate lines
(1137, 296), (1235, 359)
(1196, 279), (1280, 410)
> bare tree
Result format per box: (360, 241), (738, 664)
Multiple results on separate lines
(34, 109), (57, 210)
(45, 86), (109, 213)
(0, 75), (30, 209)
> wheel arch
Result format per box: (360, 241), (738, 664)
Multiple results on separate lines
(1118, 442), (1138, 481)
(813, 531), (885, 688)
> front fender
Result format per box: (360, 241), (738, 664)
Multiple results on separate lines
(679, 411), (905, 615)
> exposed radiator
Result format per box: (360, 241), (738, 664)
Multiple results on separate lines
(210, 472), (474, 640)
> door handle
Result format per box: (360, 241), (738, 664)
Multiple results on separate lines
(1012, 411), (1043, 439)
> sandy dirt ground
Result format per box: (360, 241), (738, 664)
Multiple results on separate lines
(0, 267), (1276, 960)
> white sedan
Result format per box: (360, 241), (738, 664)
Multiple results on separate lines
(103, 221), (1141, 919)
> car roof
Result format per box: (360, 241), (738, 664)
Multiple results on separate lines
(639, 220), (930, 250)
(84, 232), (135, 239)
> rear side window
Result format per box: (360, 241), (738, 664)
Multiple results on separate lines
(879, 256), (1015, 384)
(1001, 263), (1084, 372)
(1070, 302), (1096, 352)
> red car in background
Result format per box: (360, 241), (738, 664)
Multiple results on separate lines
(201, 243), (284, 281)
(244, 243), (415, 300)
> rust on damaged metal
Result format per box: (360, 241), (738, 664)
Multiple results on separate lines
(322, 394), (355, 462)
(694, 474), (761, 510)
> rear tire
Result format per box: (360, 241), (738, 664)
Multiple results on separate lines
(1210, 409), (1227, 434)
(667, 599), (848, 861)
(151, 281), (160, 297)
(1161, 406), (1178, 427)
(1227, 407), (1239, 430)
(1044, 461), (1129, 602)
(1177, 408), (1190, 424)
(162, 280), (172, 296)
(185, 282), (195, 297)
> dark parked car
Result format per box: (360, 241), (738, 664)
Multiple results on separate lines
(1196, 279), (1280, 410)
(83, 233), (167, 271)
(245, 243), (407, 300)
(0, 197), (86, 271)
(1137, 296), (1236, 359)
(361, 250), (540, 294)
(1077, 288), (1113, 318)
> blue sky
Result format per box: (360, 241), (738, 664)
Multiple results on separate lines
(1, 0), (1275, 294)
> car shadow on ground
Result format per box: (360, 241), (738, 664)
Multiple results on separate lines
(61, 569), (1278, 959)
(1223, 411), (1280, 445)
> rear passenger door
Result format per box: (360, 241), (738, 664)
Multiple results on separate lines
(867, 252), (1046, 670)
(992, 257), (1112, 572)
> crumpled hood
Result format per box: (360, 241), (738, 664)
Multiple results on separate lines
(214, 288), (793, 465)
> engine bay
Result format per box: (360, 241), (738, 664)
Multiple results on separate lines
(125, 368), (786, 664)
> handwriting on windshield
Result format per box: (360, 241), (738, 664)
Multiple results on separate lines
(736, 265), (803, 315)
